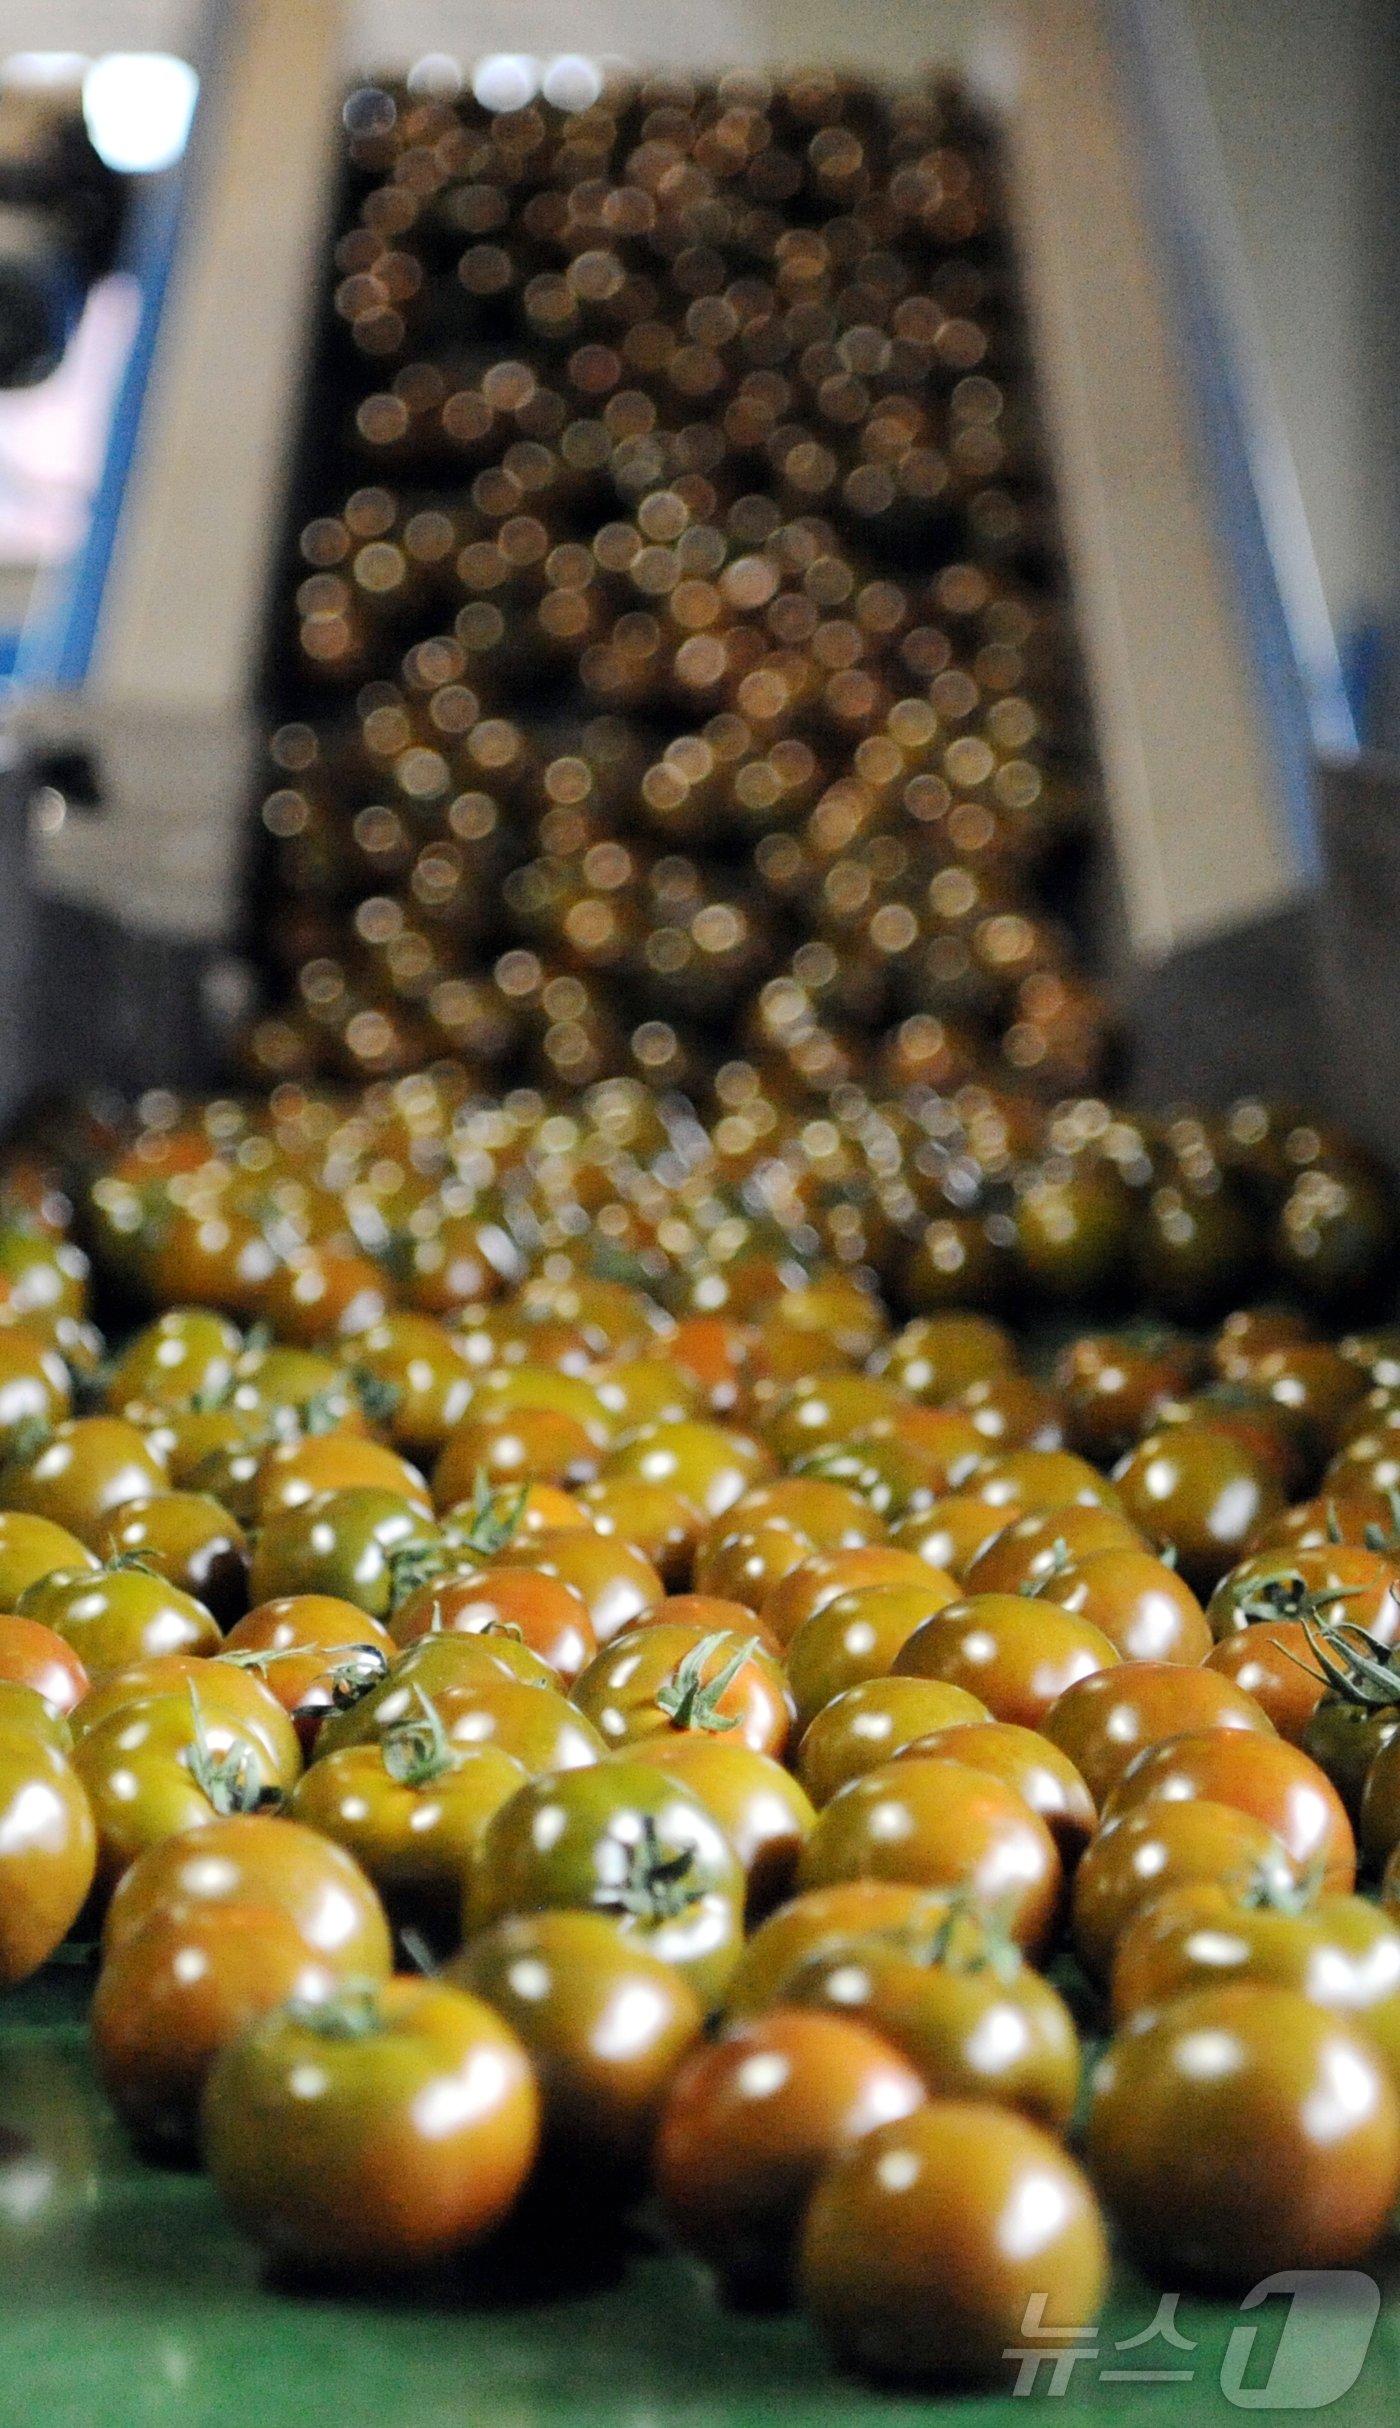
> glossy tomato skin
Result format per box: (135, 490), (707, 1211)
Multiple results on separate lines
(1205, 1622), (1326, 1745)
(655, 2011), (927, 2296)
(1085, 1986), (1400, 2285)
(487, 1529), (665, 1646)
(0, 1732), (96, 1982)
(625, 1735), (815, 1919)
(572, 1622), (794, 1759)
(961, 1506), (1142, 1596)
(800, 2103), (1107, 2386)
(777, 1926), (1080, 2131)
(389, 1566), (596, 1686)
(218, 1595), (395, 1728)
(467, 1762), (745, 2009)
(0, 1511), (98, 1606)
(247, 1489), (442, 1619)
(893, 1594), (1119, 1730)
(1206, 1546), (1400, 1646)
(1, 1417), (168, 1545)
(290, 1740), (526, 1941)
(202, 1979), (539, 2272)
(102, 1812), (392, 1978)
(795, 1677), (990, 1808)
(253, 1434), (434, 1525)
(1112, 1424), (1285, 1591)
(785, 1577), (961, 1730)
(0, 1615), (88, 1715)
(72, 1694), (289, 1889)
(1042, 1662), (1274, 1809)
(758, 1547), (936, 1650)
(316, 1640), (601, 1777)
(895, 1722), (1097, 1868)
(1110, 1880), (1400, 2073)
(19, 1565), (221, 1674)
(72, 1657), (301, 1789)
(92, 1904), (343, 2153)
(1072, 1800), (1297, 1980)
(1037, 1550), (1211, 1664)
(1104, 1729), (1356, 1889)
(574, 1477), (702, 1589)
(0, 1678), (72, 1753)
(796, 1758), (1063, 1956)
(453, 1910), (703, 2178)
(723, 1882), (954, 2021)
(95, 1493), (250, 1629)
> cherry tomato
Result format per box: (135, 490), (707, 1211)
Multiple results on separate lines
(453, 1910), (703, 2177)
(467, 1761), (745, 2008)
(723, 1882), (953, 2021)
(897, 1721), (1097, 1868)
(72, 1657), (301, 1788)
(1042, 1662), (1274, 1808)
(0, 1327), (72, 1453)
(1035, 1548), (1211, 1664)
(795, 1677), (990, 1808)
(953, 1372), (1064, 1453)
(873, 1314), (1016, 1403)
(0, 1614), (88, 1715)
(759, 1546), (937, 1650)
(575, 1477), (702, 1587)
(0, 1510), (98, 1604)
(202, 1979), (538, 2271)
(92, 1903), (343, 2153)
(102, 1811), (391, 1975)
(1359, 1731), (1400, 1873)
(1206, 1621), (1326, 1744)
(1056, 1331), (1199, 1463)
(0, 1677), (73, 1753)
(961, 1505), (1143, 1596)
(1104, 1729), (1356, 1887)
(1, 1416), (168, 1545)
(106, 1308), (243, 1414)
(390, 1564), (596, 1684)
(572, 1622), (794, 1759)
(1111, 1877), (1400, 2077)
(219, 1594), (395, 1732)
(19, 1563), (221, 1674)
(786, 1577), (961, 1729)
(778, 1912), (1080, 2131)
(291, 1722), (526, 1942)
(893, 1593), (1119, 1730)
(800, 2103), (1107, 2386)
(73, 1690), (289, 1888)
(965, 1450), (1120, 1520)
(1113, 1424), (1285, 1591)
(247, 1488), (442, 1617)
(656, 2011), (927, 2297)
(0, 1733), (95, 1982)
(889, 1496), (1023, 1578)
(600, 1419), (773, 1521)
(1072, 1799), (1298, 1979)
(338, 1312), (474, 1459)
(625, 1736), (816, 1919)
(95, 1493), (250, 1629)
(762, 1374), (907, 1466)
(1248, 1491), (1395, 1555)
(254, 1434), (434, 1525)
(1086, 1986), (1400, 2284)
(1207, 1545), (1400, 1645)
(487, 1527), (665, 1645)
(796, 1758), (1062, 1955)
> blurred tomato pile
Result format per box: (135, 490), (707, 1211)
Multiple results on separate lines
(0, 1073), (1397, 2381)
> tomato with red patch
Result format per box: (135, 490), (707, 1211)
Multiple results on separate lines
(0, 1614), (88, 1714)
(1035, 1549), (1212, 1664)
(0, 1732), (95, 1982)
(1113, 1424), (1286, 1591)
(1206, 1622), (1327, 1745)
(893, 1721), (1097, 1868)
(486, 1527), (665, 1645)
(102, 1811), (391, 1976)
(961, 1505), (1143, 1596)
(389, 1564), (596, 1684)
(759, 1546), (938, 1649)
(1042, 1660), (1274, 1809)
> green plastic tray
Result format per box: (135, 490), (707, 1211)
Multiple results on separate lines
(3, 1966), (1398, 2428)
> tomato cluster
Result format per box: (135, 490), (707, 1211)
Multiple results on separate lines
(3, 1094), (1400, 2384)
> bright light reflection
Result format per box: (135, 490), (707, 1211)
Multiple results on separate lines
(472, 55), (538, 113)
(83, 53), (198, 174)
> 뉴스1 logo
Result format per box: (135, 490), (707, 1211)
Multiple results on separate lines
(1004, 2272), (1381, 2407)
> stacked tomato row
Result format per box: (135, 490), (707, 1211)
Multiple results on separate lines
(4, 1112), (1400, 2382)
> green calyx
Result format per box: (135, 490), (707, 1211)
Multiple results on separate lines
(2, 1414), (53, 1470)
(351, 1367), (402, 1430)
(380, 1687), (458, 1788)
(1023, 1540), (1072, 1597)
(455, 1470), (531, 1557)
(1362, 1489), (1400, 1558)
(1288, 1614), (1400, 1710)
(1234, 1572), (1372, 1630)
(592, 1814), (702, 1923)
(183, 1683), (282, 1818)
(654, 1632), (754, 1733)
(285, 1983), (386, 2040)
